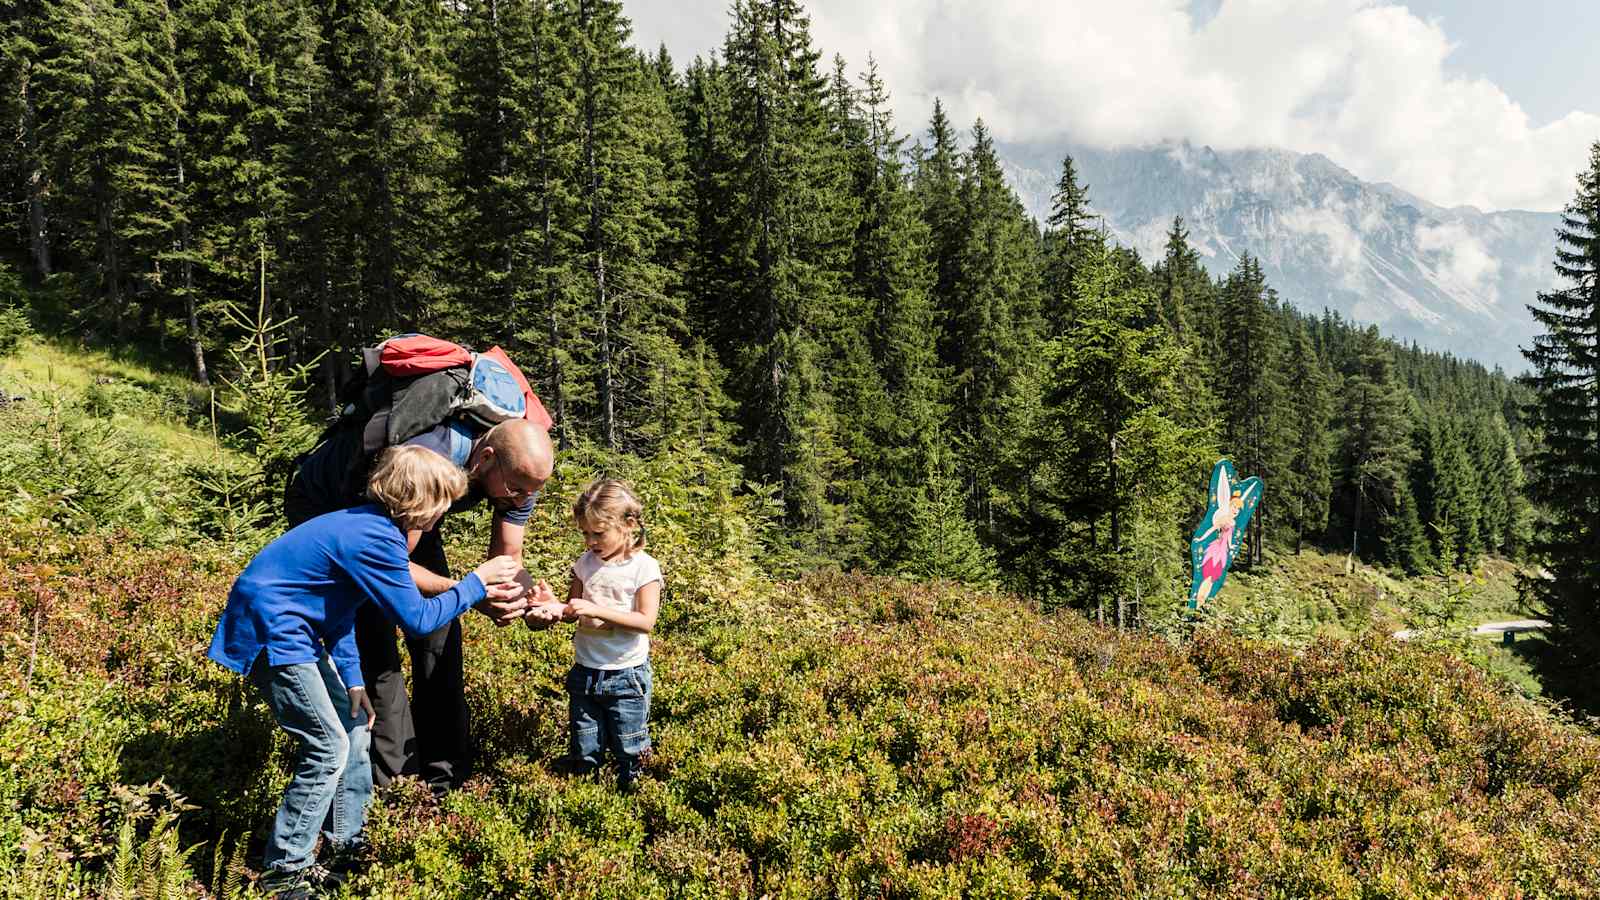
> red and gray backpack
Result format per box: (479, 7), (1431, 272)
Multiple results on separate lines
(329, 333), (553, 463)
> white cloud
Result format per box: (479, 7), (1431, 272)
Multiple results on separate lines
(628, 0), (1599, 212)
(1280, 204), (1364, 275)
(1415, 221), (1499, 307)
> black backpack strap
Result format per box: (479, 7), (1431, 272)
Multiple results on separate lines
(386, 368), (471, 447)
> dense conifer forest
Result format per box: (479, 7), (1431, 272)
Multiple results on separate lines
(0, 0), (1566, 614)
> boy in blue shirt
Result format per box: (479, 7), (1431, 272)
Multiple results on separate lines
(208, 445), (527, 896)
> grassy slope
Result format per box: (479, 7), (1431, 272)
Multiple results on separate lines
(0, 338), (222, 456)
(1210, 549), (1549, 695)
(4, 341), (1599, 898)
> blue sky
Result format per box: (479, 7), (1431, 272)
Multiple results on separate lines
(1398, 0), (1600, 128)
(629, 0), (1600, 211)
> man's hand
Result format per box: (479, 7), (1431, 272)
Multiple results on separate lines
(349, 687), (376, 728)
(475, 567), (534, 627)
(476, 592), (529, 626)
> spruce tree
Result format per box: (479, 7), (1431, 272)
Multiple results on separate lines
(846, 58), (947, 568)
(568, 0), (692, 451)
(944, 119), (1042, 533)
(1336, 326), (1415, 564)
(812, 51), (879, 560)
(1155, 216), (1204, 343)
(317, 0), (460, 337)
(176, 0), (311, 385)
(0, 0), (53, 278)
(1216, 255), (1288, 564)
(912, 98), (963, 323)
(1414, 416), (1480, 568)
(902, 439), (995, 584)
(1002, 239), (1207, 623)
(1283, 322), (1332, 553)
(35, 0), (184, 341)
(680, 56), (736, 352)
(1522, 141), (1600, 677)
(1151, 215), (1220, 440)
(455, 0), (546, 341)
(1496, 419), (1535, 560)
(1040, 153), (1093, 337)
(716, 0), (853, 553)
(1384, 478), (1430, 574)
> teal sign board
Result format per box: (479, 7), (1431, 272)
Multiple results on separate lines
(1188, 460), (1262, 609)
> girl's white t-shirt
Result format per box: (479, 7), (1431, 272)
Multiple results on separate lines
(571, 549), (663, 670)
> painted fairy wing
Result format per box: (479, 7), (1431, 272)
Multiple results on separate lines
(1234, 476), (1263, 535)
(1190, 459), (1235, 545)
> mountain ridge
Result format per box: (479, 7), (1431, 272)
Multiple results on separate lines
(997, 139), (1560, 373)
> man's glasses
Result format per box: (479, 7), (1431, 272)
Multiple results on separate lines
(493, 454), (539, 502)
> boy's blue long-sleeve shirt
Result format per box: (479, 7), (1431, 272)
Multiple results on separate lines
(207, 504), (487, 689)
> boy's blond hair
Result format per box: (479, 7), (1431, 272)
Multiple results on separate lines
(572, 478), (646, 549)
(367, 445), (468, 531)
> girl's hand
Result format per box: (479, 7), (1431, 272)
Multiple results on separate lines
(569, 598), (611, 629)
(522, 601), (568, 630)
(475, 555), (520, 586)
(349, 687), (376, 728)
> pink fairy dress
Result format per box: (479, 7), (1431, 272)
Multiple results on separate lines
(1201, 522), (1233, 582)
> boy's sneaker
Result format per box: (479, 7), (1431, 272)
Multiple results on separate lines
(258, 866), (319, 899)
(325, 841), (375, 881)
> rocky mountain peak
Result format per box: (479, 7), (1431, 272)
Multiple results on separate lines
(999, 140), (1559, 373)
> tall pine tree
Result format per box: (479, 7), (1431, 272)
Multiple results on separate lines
(1336, 326), (1416, 565)
(1216, 255), (1288, 564)
(714, 0), (853, 553)
(944, 119), (1041, 534)
(1523, 141), (1600, 681)
(1282, 322), (1332, 553)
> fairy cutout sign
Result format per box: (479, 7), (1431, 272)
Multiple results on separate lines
(1188, 460), (1262, 608)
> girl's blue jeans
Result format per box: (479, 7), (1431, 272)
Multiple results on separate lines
(564, 661), (652, 786)
(248, 654), (372, 873)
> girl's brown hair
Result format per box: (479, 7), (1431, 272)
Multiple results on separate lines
(572, 478), (646, 549)
(367, 445), (468, 531)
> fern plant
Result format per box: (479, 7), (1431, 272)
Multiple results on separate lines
(100, 783), (201, 900)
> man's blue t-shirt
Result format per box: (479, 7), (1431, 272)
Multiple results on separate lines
(292, 418), (534, 526)
(403, 421), (535, 525)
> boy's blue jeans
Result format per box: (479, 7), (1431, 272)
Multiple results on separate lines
(249, 654), (372, 873)
(565, 662), (652, 785)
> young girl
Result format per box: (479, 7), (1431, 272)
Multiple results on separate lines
(546, 479), (663, 791)
(207, 445), (522, 896)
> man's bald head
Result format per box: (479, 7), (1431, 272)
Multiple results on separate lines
(483, 418), (554, 484)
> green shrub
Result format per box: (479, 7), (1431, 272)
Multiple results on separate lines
(0, 263), (34, 358)
(0, 306), (31, 359)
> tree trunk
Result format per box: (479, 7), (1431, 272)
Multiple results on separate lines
(316, 267), (337, 411)
(1351, 486), (1364, 561)
(21, 63), (51, 279)
(580, 0), (616, 450)
(530, 11), (565, 447)
(175, 118), (208, 386)
(97, 173), (126, 342)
